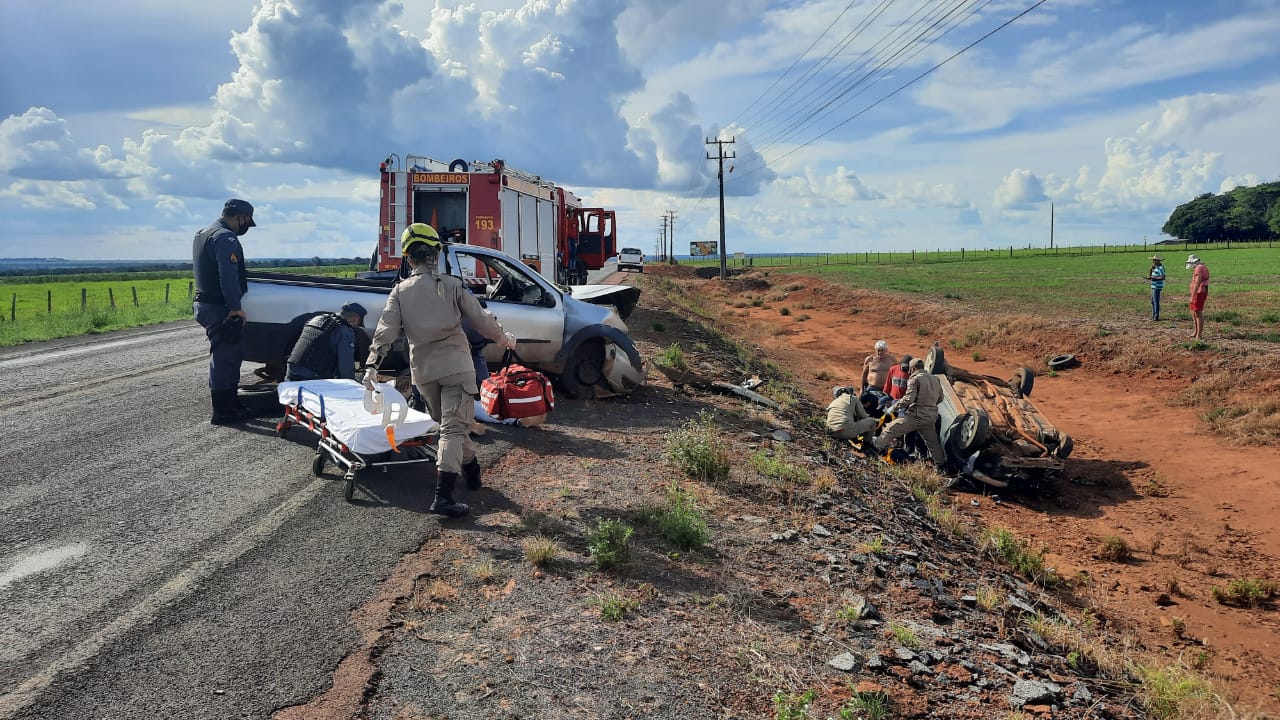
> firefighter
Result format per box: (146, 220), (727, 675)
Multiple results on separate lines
(192, 198), (256, 425)
(826, 388), (883, 446)
(872, 358), (953, 475)
(363, 223), (517, 517)
(285, 302), (368, 381)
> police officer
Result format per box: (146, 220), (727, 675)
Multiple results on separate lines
(193, 198), (256, 425)
(872, 358), (954, 475)
(286, 302), (368, 381)
(364, 223), (516, 517)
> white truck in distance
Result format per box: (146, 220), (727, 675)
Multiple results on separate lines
(618, 248), (645, 273)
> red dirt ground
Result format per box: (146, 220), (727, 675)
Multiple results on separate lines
(661, 266), (1280, 711)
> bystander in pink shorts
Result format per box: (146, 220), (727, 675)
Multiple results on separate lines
(1190, 291), (1208, 312)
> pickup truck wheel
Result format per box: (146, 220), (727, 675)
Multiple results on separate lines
(924, 346), (947, 375)
(959, 408), (991, 452)
(1055, 434), (1074, 459)
(561, 339), (604, 398)
(1009, 367), (1035, 397)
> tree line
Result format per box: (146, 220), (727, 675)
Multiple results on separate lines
(1162, 181), (1280, 243)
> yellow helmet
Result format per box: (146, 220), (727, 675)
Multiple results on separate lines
(401, 223), (441, 254)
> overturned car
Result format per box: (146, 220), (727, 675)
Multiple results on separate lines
(240, 243), (645, 398)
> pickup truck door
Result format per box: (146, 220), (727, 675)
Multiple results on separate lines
(447, 247), (564, 365)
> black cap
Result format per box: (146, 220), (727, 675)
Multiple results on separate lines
(341, 302), (367, 318)
(224, 198), (256, 226)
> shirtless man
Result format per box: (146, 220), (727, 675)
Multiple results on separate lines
(860, 340), (897, 391)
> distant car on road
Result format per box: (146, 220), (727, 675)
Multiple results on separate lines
(618, 247), (645, 273)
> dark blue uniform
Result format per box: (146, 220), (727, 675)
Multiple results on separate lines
(192, 220), (248, 392)
(286, 313), (357, 381)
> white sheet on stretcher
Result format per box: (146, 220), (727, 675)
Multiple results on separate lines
(277, 379), (439, 455)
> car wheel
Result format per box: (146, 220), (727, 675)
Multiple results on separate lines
(560, 339), (604, 399)
(959, 408), (991, 452)
(924, 345), (947, 375)
(1009, 367), (1035, 397)
(1055, 434), (1074, 459)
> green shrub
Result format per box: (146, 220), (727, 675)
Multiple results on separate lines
(587, 518), (634, 570)
(651, 321), (666, 332)
(597, 592), (640, 621)
(779, 307), (791, 316)
(1098, 536), (1131, 562)
(773, 689), (817, 720)
(648, 482), (709, 550)
(666, 410), (730, 481)
(839, 689), (890, 720)
(1211, 578), (1278, 608)
(749, 448), (808, 484)
(980, 527), (1057, 584)
(657, 342), (687, 370)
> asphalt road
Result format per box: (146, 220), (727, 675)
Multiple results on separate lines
(0, 322), (481, 719)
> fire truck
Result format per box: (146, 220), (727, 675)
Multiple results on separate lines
(371, 154), (617, 285)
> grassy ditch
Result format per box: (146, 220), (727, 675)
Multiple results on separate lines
(0, 265), (364, 346)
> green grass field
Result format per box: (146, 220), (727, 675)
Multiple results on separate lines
(0, 265), (365, 347)
(745, 247), (1280, 338)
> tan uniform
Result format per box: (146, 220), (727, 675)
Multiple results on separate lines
(826, 393), (879, 441)
(873, 370), (947, 466)
(862, 352), (897, 390)
(367, 266), (506, 474)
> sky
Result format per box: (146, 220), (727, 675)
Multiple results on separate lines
(1, 0), (1278, 260)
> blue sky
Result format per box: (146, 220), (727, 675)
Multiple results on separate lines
(1, 0), (1278, 260)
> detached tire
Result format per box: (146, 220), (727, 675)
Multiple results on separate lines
(1047, 353), (1078, 371)
(924, 345), (947, 375)
(560, 339), (605, 399)
(1009, 367), (1035, 397)
(238, 384), (281, 414)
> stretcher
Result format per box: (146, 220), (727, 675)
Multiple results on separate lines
(274, 379), (439, 501)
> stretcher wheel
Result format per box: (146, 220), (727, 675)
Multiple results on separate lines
(310, 452), (326, 477)
(343, 473), (357, 502)
(276, 423), (289, 438)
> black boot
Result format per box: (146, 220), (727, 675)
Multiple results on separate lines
(210, 389), (250, 425)
(462, 458), (482, 490)
(430, 471), (471, 517)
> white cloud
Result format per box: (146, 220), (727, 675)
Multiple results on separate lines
(993, 168), (1048, 209)
(0, 108), (128, 181)
(1136, 93), (1261, 142)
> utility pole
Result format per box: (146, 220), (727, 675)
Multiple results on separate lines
(658, 219), (668, 262)
(665, 209), (677, 263)
(706, 136), (735, 280)
(1050, 202), (1055, 249)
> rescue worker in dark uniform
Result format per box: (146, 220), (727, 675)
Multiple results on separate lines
(364, 223), (517, 517)
(193, 198), (256, 425)
(285, 302), (368, 381)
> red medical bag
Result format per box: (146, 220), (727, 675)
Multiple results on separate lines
(480, 353), (555, 420)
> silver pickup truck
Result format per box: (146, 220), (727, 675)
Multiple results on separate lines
(241, 243), (645, 398)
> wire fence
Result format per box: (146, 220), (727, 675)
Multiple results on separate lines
(686, 239), (1277, 269)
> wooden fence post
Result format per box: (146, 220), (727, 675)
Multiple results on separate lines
(10, 293), (15, 321)
(48, 289), (52, 314)
(188, 280), (194, 298)
(81, 288), (87, 310)
(108, 288), (115, 308)
(961, 248), (965, 261)
(165, 283), (170, 304)
(131, 286), (139, 307)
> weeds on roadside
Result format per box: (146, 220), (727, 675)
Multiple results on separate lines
(855, 535), (885, 555)
(971, 351), (985, 362)
(1210, 578), (1278, 608)
(838, 688), (890, 720)
(666, 410), (730, 481)
(657, 342), (687, 370)
(638, 482), (710, 550)
(749, 447), (808, 484)
(1135, 663), (1223, 720)
(980, 527), (1057, 585)
(1098, 536), (1132, 562)
(815, 369), (835, 381)
(523, 535), (559, 567)
(974, 584), (1001, 611)
(596, 592), (640, 621)
(888, 622), (920, 649)
(916, 327), (929, 337)
(835, 605), (862, 626)
(772, 688), (817, 720)
(779, 307), (791, 316)
(587, 518), (634, 570)
(467, 557), (496, 583)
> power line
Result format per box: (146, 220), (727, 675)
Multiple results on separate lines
(735, 0), (1050, 181)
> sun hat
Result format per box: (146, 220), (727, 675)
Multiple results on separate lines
(1149, 254), (1162, 262)
(1185, 254), (1200, 269)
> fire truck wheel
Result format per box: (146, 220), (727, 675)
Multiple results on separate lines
(561, 339), (605, 398)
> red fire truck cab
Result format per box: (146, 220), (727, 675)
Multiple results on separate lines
(373, 154), (616, 285)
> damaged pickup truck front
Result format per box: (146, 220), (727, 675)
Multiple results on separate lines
(239, 243), (645, 398)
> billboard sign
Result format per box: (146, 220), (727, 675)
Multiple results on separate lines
(689, 241), (718, 257)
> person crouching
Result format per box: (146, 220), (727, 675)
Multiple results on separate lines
(286, 302), (368, 381)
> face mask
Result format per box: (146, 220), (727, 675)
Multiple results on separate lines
(234, 219), (250, 236)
